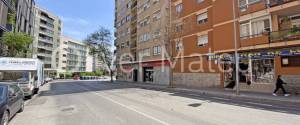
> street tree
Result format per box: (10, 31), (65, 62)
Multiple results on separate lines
(85, 27), (115, 82)
(0, 32), (33, 57)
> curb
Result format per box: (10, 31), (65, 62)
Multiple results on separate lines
(108, 81), (300, 106)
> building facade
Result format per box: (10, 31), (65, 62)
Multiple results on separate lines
(15, 0), (35, 36)
(0, 0), (15, 36)
(32, 6), (62, 71)
(115, 0), (171, 85)
(59, 36), (88, 73)
(171, 0), (300, 93)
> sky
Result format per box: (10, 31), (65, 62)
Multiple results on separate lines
(36, 0), (115, 41)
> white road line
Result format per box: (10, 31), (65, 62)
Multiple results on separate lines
(95, 93), (171, 125)
(75, 83), (171, 125)
(246, 102), (273, 107)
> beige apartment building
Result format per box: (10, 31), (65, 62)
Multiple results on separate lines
(32, 6), (62, 75)
(115, 0), (171, 85)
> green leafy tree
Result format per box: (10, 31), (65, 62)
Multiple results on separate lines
(85, 27), (115, 82)
(1, 32), (33, 57)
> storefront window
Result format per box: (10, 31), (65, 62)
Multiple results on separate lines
(252, 59), (275, 83)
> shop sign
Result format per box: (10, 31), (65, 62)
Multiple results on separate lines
(209, 48), (300, 60)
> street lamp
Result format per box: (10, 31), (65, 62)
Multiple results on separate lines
(232, 0), (240, 95)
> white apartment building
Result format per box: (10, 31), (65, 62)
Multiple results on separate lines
(58, 36), (93, 74)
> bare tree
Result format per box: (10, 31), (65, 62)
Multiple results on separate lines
(85, 27), (115, 82)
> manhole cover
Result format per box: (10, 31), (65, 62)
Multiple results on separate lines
(61, 107), (75, 112)
(188, 103), (202, 107)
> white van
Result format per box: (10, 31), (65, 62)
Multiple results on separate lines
(0, 58), (44, 99)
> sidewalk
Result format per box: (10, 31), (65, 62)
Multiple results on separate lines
(111, 81), (300, 106)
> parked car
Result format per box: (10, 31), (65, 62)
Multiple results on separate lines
(45, 77), (53, 83)
(0, 83), (24, 125)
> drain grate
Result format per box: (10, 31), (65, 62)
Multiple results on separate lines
(188, 103), (202, 107)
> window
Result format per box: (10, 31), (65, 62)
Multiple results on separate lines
(239, 0), (261, 11)
(143, 0), (150, 11)
(139, 48), (151, 58)
(139, 16), (150, 27)
(153, 0), (160, 4)
(175, 23), (183, 32)
(127, 28), (131, 34)
(240, 16), (270, 39)
(139, 33), (152, 42)
(153, 46), (161, 55)
(240, 22), (250, 38)
(175, 41), (183, 51)
(197, 34), (208, 47)
(127, 2), (132, 8)
(121, 43), (125, 48)
(153, 29), (161, 39)
(281, 56), (300, 67)
(176, 3), (183, 14)
(126, 15), (131, 22)
(153, 10), (161, 21)
(197, 0), (204, 3)
(197, 12), (208, 24)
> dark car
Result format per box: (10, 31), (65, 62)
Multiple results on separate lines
(0, 83), (24, 125)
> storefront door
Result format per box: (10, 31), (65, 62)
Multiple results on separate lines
(143, 67), (154, 82)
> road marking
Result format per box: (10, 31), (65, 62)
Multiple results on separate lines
(74, 83), (171, 125)
(246, 102), (273, 107)
(95, 93), (171, 125)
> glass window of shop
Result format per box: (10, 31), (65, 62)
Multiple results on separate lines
(223, 58), (275, 85)
(251, 59), (275, 84)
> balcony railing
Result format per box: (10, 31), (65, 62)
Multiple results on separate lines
(269, 28), (300, 42)
(3, 0), (15, 11)
(268, 0), (297, 7)
(240, 27), (300, 46)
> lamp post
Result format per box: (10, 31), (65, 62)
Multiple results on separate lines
(232, 0), (240, 95)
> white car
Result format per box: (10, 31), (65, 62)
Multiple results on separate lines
(45, 77), (53, 83)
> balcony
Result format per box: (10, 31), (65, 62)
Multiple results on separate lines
(240, 27), (300, 48)
(269, 0), (298, 7)
(39, 37), (53, 44)
(269, 27), (300, 42)
(37, 45), (53, 51)
(37, 53), (52, 58)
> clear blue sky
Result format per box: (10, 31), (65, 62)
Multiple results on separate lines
(36, 0), (115, 41)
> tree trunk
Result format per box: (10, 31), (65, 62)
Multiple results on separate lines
(110, 69), (113, 83)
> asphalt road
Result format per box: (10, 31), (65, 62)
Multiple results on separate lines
(10, 80), (300, 125)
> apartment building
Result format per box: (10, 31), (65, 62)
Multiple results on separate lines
(115, 0), (171, 85)
(32, 6), (62, 71)
(59, 36), (89, 73)
(171, 0), (300, 93)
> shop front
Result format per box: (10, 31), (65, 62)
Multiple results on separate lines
(215, 48), (300, 93)
(141, 60), (170, 85)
